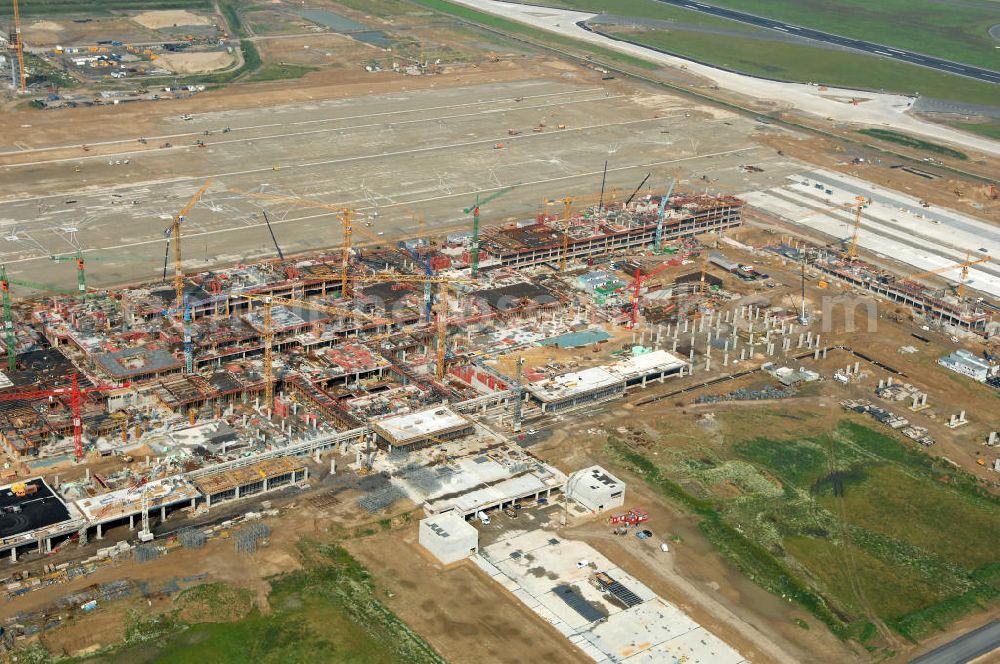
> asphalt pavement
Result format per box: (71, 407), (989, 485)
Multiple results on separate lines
(910, 620), (1000, 664)
(652, 0), (1000, 85)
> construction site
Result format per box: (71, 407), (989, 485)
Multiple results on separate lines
(0, 3), (998, 662)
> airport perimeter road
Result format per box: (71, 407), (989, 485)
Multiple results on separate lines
(910, 620), (1000, 664)
(652, 0), (1000, 84)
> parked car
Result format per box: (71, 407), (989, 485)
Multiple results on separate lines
(636, 529), (653, 540)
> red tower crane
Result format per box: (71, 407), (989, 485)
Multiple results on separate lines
(629, 261), (675, 328)
(0, 373), (126, 461)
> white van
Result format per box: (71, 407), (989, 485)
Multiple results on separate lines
(476, 510), (491, 525)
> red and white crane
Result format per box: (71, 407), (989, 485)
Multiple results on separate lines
(0, 373), (126, 461)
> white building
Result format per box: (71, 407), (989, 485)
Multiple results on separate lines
(938, 349), (992, 382)
(566, 465), (625, 512)
(418, 511), (479, 564)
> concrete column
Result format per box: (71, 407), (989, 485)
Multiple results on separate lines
(129, 514), (135, 530)
(822, 347), (828, 359)
(10, 547), (16, 564)
(160, 506), (166, 521)
(672, 339), (678, 352)
(723, 353), (729, 366)
(96, 524), (103, 540)
(740, 348), (746, 361)
(814, 348), (820, 360)
(705, 357), (711, 371)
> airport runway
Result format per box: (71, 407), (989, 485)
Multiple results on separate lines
(653, 0), (1000, 84)
(910, 620), (1000, 664)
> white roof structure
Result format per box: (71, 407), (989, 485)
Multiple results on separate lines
(527, 366), (620, 403)
(75, 476), (200, 523)
(415, 455), (567, 516)
(419, 510), (479, 564)
(606, 349), (687, 380)
(479, 530), (747, 663)
(372, 406), (471, 446)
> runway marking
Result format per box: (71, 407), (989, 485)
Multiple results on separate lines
(0, 87), (605, 158)
(0, 93), (623, 172)
(0, 145), (762, 269)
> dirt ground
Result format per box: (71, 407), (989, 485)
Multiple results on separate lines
(346, 528), (591, 664)
(132, 10), (214, 30)
(21, 18), (163, 47)
(0, 60), (544, 158)
(156, 51), (235, 75)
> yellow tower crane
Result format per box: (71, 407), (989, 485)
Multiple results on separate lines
(544, 196), (575, 272)
(242, 293), (387, 412)
(231, 189), (365, 297)
(170, 178), (214, 310)
(844, 195), (869, 261)
(902, 251), (991, 299)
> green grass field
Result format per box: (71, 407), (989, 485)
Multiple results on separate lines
(60, 543), (443, 664)
(684, 0), (1000, 70)
(603, 27), (1000, 106)
(856, 129), (969, 159)
(950, 122), (1000, 141)
(609, 419), (1000, 646)
(550, 0), (1000, 70)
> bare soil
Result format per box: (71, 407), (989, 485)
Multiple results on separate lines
(132, 10), (214, 31)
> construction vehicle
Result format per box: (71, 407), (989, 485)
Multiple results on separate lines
(507, 128), (520, 136)
(493, 142), (505, 150)
(160, 142), (172, 149)
(11, 482), (38, 497)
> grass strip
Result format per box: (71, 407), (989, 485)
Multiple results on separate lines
(606, 437), (849, 637)
(857, 129), (968, 160)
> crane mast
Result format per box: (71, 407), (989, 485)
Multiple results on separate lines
(11, 0), (26, 92)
